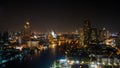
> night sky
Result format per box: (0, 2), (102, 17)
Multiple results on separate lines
(0, 0), (120, 33)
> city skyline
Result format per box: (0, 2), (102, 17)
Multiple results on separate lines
(0, 1), (120, 32)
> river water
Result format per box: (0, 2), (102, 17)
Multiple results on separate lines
(2, 45), (65, 68)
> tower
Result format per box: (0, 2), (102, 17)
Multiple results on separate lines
(90, 28), (98, 44)
(23, 21), (31, 43)
(79, 27), (84, 47)
(83, 19), (91, 46)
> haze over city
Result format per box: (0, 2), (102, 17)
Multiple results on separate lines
(1, 1), (120, 68)
(0, 0), (120, 32)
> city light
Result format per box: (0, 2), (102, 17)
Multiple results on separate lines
(75, 60), (79, 64)
(0, 19), (120, 68)
(15, 46), (23, 51)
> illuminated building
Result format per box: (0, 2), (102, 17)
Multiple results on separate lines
(90, 28), (98, 44)
(79, 27), (84, 47)
(105, 38), (116, 46)
(83, 19), (91, 46)
(51, 30), (57, 39)
(114, 33), (120, 48)
(27, 41), (39, 47)
(57, 35), (65, 46)
(99, 28), (110, 42)
(23, 21), (31, 43)
(47, 30), (57, 44)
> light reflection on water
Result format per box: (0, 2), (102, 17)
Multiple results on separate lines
(0, 45), (65, 68)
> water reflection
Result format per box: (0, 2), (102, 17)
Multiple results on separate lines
(0, 44), (65, 68)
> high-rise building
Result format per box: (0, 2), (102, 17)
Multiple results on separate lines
(0, 31), (3, 44)
(0, 31), (9, 45)
(3, 31), (9, 43)
(23, 21), (31, 43)
(83, 19), (91, 46)
(90, 28), (98, 44)
(99, 28), (110, 42)
(117, 32), (120, 39)
(79, 27), (84, 47)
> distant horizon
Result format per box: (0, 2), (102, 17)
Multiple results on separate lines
(0, 19), (118, 34)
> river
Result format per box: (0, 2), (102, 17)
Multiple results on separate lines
(1, 45), (65, 68)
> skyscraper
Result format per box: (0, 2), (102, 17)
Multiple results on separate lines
(79, 27), (84, 47)
(0, 31), (9, 44)
(90, 28), (98, 44)
(99, 28), (110, 42)
(23, 21), (31, 43)
(83, 19), (91, 46)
